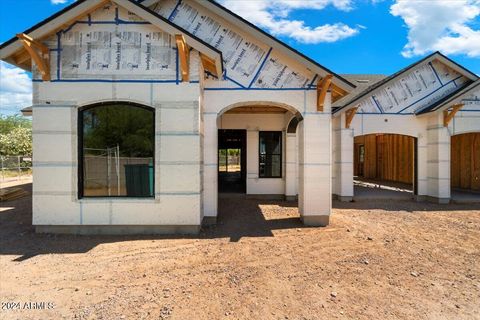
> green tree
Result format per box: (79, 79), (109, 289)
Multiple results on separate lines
(0, 115), (32, 156)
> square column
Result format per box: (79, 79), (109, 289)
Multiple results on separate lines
(416, 133), (428, 199)
(285, 132), (297, 200)
(202, 113), (218, 224)
(426, 113), (451, 203)
(298, 92), (332, 226)
(333, 113), (354, 201)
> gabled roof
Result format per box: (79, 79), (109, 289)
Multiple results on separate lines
(332, 51), (479, 115)
(416, 79), (480, 115)
(1, 0), (355, 92)
(139, 0), (356, 92)
(0, 0), (223, 75)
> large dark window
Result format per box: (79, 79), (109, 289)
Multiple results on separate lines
(79, 103), (154, 198)
(259, 131), (282, 178)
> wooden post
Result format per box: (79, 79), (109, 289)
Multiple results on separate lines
(16, 33), (51, 81)
(443, 104), (463, 127)
(317, 74), (333, 112)
(175, 34), (189, 82)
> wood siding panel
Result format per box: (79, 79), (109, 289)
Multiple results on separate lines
(451, 133), (480, 192)
(354, 134), (414, 184)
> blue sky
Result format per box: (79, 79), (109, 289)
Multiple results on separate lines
(1, 0), (480, 115)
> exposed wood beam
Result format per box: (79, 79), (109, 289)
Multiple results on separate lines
(443, 104), (463, 127)
(200, 53), (218, 78)
(331, 84), (347, 96)
(175, 34), (189, 82)
(331, 84), (348, 103)
(345, 107), (358, 129)
(317, 74), (333, 112)
(16, 33), (50, 81)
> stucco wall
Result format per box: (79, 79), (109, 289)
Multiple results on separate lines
(32, 79), (204, 227)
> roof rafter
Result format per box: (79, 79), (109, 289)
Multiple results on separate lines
(16, 33), (50, 81)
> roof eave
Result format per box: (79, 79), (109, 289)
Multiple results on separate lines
(0, 0), (224, 76)
(0, 0), (105, 69)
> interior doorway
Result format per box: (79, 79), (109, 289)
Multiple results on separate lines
(218, 129), (247, 193)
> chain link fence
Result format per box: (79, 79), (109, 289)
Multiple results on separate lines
(0, 155), (32, 183)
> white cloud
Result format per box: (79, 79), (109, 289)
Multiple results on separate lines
(391, 0), (480, 57)
(0, 62), (32, 115)
(218, 0), (361, 44)
(51, 0), (70, 4)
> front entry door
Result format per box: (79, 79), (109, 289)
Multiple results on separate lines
(218, 130), (247, 193)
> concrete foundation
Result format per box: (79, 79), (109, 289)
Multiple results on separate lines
(426, 196), (451, 204)
(36, 225), (201, 235)
(285, 195), (297, 201)
(201, 216), (218, 226)
(301, 215), (330, 227)
(338, 196), (353, 202)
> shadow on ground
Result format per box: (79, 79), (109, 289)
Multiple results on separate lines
(1, 183), (479, 261)
(0, 183), (305, 261)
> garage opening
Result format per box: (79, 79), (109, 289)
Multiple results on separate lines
(451, 132), (480, 203)
(354, 133), (416, 200)
(218, 129), (247, 193)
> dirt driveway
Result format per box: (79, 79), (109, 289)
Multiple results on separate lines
(0, 183), (479, 320)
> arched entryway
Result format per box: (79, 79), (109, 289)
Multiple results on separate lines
(216, 103), (301, 197)
(353, 133), (417, 200)
(451, 132), (480, 202)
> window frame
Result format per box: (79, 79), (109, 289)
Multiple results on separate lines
(77, 101), (155, 199)
(258, 131), (283, 179)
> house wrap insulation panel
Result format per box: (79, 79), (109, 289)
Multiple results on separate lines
(462, 87), (480, 110)
(148, 0), (315, 89)
(33, 2), (179, 81)
(357, 60), (470, 114)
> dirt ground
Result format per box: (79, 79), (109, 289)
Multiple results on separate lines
(1, 182), (479, 320)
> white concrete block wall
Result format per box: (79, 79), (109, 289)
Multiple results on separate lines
(285, 133), (297, 198)
(448, 111), (480, 135)
(298, 92), (332, 226)
(331, 113), (354, 201)
(33, 80), (204, 228)
(426, 113), (451, 203)
(202, 113), (218, 219)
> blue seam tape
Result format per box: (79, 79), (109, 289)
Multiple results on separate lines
(247, 47), (272, 89)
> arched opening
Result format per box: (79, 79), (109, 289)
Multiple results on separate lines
(451, 132), (480, 202)
(353, 133), (417, 200)
(216, 103), (300, 196)
(287, 113), (304, 134)
(78, 102), (155, 198)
